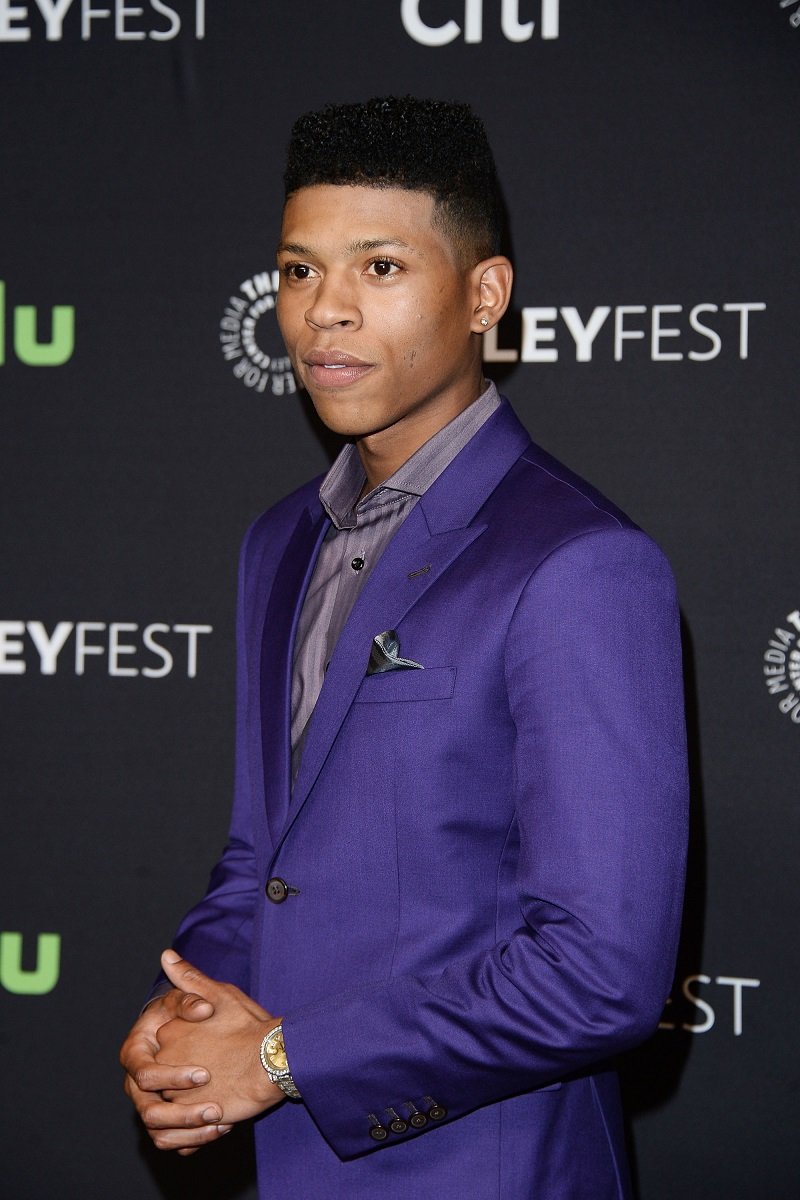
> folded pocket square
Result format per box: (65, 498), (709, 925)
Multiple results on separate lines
(367, 630), (424, 675)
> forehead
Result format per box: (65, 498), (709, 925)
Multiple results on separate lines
(279, 184), (453, 259)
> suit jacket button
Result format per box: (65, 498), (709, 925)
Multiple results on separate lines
(409, 1111), (428, 1129)
(266, 877), (289, 903)
(369, 1124), (389, 1142)
(428, 1104), (447, 1120)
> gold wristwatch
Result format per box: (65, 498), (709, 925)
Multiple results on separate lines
(260, 1024), (302, 1100)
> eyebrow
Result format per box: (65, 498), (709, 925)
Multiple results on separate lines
(276, 238), (416, 256)
(346, 238), (414, 254)
(277, 242), (313, 255)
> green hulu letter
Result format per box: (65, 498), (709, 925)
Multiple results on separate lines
(14, 304), (75, 366)
(0, 932), (61, 994)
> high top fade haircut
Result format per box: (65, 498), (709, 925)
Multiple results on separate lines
(283, 96), (505, 266)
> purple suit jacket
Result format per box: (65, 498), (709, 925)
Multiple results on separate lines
(169, 399), (688, 1198)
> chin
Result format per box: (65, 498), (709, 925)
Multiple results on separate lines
(306, 394), (376, 439)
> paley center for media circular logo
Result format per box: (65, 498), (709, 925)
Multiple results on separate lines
(219, 271), (297, 396)
(762, 609), (800, 724)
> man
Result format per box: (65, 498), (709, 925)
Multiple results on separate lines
(121, 96), (688, 1198)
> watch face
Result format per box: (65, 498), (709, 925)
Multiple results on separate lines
(268, 1031), (288, 1073)
(270, 1045), (288, 1072)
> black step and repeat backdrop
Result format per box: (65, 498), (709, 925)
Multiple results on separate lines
(2, 3), (798, 1197)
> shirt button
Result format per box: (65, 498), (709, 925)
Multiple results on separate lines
(266, 877), (289, 903)
(351, 557), (365, 572)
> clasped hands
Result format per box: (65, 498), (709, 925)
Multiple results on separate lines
(120, 949), (285, 1155)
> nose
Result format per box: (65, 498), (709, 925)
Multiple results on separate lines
(304, 270), (362, 331)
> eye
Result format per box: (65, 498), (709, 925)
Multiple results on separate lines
(366, 258), (402, 278)
(282, 262), (315, 281)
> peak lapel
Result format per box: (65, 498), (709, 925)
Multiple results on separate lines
(259, 504), (329, 845)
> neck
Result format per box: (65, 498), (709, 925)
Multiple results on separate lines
(355, 378), (486, 491)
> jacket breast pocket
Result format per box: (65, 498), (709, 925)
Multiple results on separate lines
(353, 666), (456, 704)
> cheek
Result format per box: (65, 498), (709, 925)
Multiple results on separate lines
(370, 304), (424, 363)
(371, 287), (462, 367)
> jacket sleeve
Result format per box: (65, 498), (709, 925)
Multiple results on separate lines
(282, 526), (689, 1158)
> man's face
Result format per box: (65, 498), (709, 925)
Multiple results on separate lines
(276, 185), (483, 453)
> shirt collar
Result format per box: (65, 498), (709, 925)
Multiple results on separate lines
(320, 380), (501, 531)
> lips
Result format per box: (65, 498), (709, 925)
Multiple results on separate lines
(303, 348), (375, 388)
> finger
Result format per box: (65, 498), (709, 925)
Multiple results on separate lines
(160, 949), (221, 1000)
(150, 987), (215, 1023)
(121, 1031), (155, 1072)
(139, 1094), (225, 1131)
(125, 1060), (211, 1095)
(145, 992), (215, 1028)
(174, 991), (215, 1021)
(149, 1122), (234, 1153)
(124, 1074), (207, 1116)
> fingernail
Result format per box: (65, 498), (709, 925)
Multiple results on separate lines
(202, 1107), (221, 1122)
(218, 1125), (233, 1135)
(162, 949), (180, 964)
(191, 1069), (209, 1085)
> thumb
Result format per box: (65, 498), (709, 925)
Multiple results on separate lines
(161, 949), (220, 1003)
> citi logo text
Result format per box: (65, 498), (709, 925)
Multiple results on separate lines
(401, 0), (559, 44)
(483, 301), (766, 364)
(0, 281), (74, 366)
(1, 932), (60, 995)
(0, 0), (205, 41)
(0, 620), (212, 677)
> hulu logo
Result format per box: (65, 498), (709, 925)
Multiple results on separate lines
(0, 281), (75, 366)
(0, 932), (61, 994)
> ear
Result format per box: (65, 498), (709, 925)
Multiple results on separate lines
(469, 257), (513, 333)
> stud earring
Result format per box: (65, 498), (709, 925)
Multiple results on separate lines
(480, 316), (489, 327)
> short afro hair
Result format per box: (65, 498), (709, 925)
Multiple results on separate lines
(283, 96), (505, 264)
